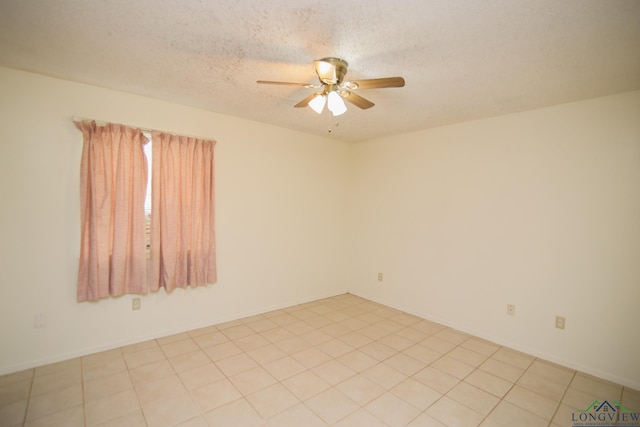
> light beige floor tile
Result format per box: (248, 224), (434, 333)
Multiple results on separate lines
(82, 356), (128, 382)
(81, 348), (122, 366)
(215, 353), (258, 377)
(384, 352), (426, 376)
(479, 357), (524, 383)
(621, 387), (640, 409)
(465, 369), (514, 398)
(316, 338), (354, 357)
(448, 346), (489, 367)
(221, 324), (256, 341)
(359, 325), (392, 341)
(260, 326), (295, 343)
(338, 349), (379, 372)
(390, 378), (442, 410)
(92, 409), (147, 427)
(426, 395), (485, 427)
(191, 378), (242, 413)
(168, 349), (211, 373)
(333, 408), (389, 427)
(292, 346), (333, 369)
(123, 346), (166, 369)
(204, 397), (264, 427)
(366, 392), (422, 427)
(129, 359), (175, 386)
(570, 372), (623, 399)
(246, 383), (299, 419)
(562, 385), (600, 410)
(26, 384), (83, 422)
(411, 320), (446, 336)
(192, 331), (228, 349)
(305, 387), (359, 424)
(34, 359), (81, 377)
(0, 399), (27, 426)
(447, 381), (500, 416)
(0, 369), (33, 388)
(263, 355), (306, 381)
(420, 336), (458, 354)
(434, 328), (471, 345)
(406, 412), (447, 427)
(273, 335), (310, 354)
(172, 415), (208, 427)
(0, 378), (31, 407)
(266, 402), (326, 427)
(527, 359), (575, 384)
(228, 366), (278, 395)
(359, 341), (397, 361)
(552, 403), (580, 426)
(84, 370), (133, 402)
(178, 363), (225, 391)
(461, 338), (501, 356)
(202, 341), (243, 362)
(246, 343), (288, 365)
(282, 370), (331, 401)
(312, 359), (356, 385)
(491, 347), (535, 370)
(335, 374), (386, 405)
(140, 391), (199, 427)
(299, 329), (333, 346)
(378, 333), (414, 351)
(283, 320), (316, 335)
(30, 367), (82, 396)
(504, 384), (559, 420)
(160, 338), (200, 359)
(135, 374), (187, 406)
(395, 325), (429, 342)
(413, 366), (460, 394)
(431, 354), (476, 379)
(85, 388), (139, 426)
(487, 400), (548, 427)
(320, 322), (353, 338)
(23, 404), (84, 427)
(403, 343), (443, 365)
(362, 362), (408, 389)
(517, 370), (570, 401)
(376, 320), (406, 334)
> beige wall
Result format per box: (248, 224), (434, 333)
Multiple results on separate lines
(0, 67), (351, 373)
(349, 91), (640, 388)
(1, 66), (639, 388)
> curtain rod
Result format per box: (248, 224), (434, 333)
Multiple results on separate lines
(71, 116), (216, 142)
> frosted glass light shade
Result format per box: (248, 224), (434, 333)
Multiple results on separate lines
(308, 94), (326, 114)
(327, 91), (347, 116)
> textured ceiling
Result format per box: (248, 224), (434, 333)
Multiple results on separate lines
(1, 0), (639, 141)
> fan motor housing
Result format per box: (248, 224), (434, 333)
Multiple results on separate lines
(314, 57), (348, 85)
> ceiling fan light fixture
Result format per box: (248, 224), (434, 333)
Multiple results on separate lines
(308, 94), (326, 114)
(327, 90), (347, 116)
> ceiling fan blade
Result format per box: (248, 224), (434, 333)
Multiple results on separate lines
(294, 92), (322, 108)
(342, 91), (375, 109)
(257, 80), (317, 88)
(348, 77), (405, 90)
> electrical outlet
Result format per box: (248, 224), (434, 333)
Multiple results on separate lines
(555, 316), (566, 330)
(507, 304), (515, 316)
(377, 272), (383, 282)
(132, 298), (141, 311)
(34, 313), (46, 328)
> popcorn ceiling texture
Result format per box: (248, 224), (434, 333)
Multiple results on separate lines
(0, 0), (638, 141)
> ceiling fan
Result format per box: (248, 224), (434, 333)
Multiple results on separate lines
(257, 57), (405, 116)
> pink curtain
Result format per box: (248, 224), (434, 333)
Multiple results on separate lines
(76, 121), (149, 301)
(150, 132), (216, 292)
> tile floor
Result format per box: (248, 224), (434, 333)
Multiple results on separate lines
(1, 293), (638, 427)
